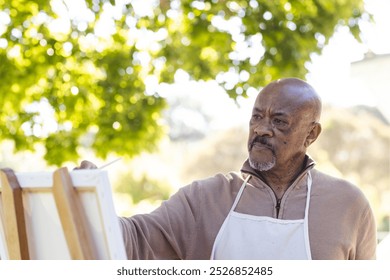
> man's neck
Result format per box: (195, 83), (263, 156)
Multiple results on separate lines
(257, 155), (308, 199)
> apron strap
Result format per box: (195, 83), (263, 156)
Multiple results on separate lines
(304, 171), (312, 259)
(229, 175), (251, 213)
(304, 171), (312, 218)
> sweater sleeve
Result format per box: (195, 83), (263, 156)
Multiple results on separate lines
(354, 202), (377, 260)
(118, 183), (200, 260)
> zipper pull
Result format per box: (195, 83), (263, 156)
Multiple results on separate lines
(276, 198), (281, 218)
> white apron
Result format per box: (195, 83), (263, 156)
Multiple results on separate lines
(210, 172), (312, 260)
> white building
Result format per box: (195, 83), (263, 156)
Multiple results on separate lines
(350, 53), (390, 123)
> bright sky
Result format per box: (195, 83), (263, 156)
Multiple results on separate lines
(203, 0), (390, 129)
(307, 0), (390, 107)
(156, 0), (390, 133)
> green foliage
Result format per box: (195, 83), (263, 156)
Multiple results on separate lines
(0, 0), (367, 165)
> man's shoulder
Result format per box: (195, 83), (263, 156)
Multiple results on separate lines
(180, 171), (243, 195)
(311, 169), (368, 201)
(189, 171), (243, 188)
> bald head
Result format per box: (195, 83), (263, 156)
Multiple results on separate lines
(259, 78), (322, 123)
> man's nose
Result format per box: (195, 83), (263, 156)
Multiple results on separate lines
(253, 121), (273, 137)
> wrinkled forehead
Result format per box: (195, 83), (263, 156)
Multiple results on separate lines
(254, 81), (320, 117)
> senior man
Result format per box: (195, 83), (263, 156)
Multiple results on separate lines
(79, 77), (377, 260)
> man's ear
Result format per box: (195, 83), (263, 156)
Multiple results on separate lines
(304, 122), (322, 147)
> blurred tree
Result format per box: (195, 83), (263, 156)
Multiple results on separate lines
(115, 171), (171, 204)
(181, 126), (248, 182)
(0, 0), (367, 165)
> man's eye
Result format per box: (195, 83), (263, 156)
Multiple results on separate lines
(273, 118), (287, 126)
(252, 114), (265, 122)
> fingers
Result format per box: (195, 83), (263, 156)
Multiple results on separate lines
(74, 160), (98, 170)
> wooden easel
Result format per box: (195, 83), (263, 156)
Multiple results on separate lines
(0, 167), (125, 260)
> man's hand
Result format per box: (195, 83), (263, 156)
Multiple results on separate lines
(74, 160), (98, 170)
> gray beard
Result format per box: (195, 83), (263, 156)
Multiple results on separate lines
(249, 155), (276, 171)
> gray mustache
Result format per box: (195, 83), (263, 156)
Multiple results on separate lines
(250, 137), (274, 150)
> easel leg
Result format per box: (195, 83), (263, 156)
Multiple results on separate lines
(0, 168), (30, 260)
(52, 167), (95, 259)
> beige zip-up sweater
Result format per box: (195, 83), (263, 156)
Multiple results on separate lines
(119, 157), (377, 259)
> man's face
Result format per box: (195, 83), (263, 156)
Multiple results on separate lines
(247, 82), (316, 172)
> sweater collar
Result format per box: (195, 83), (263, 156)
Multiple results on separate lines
(240, 154), (316, 182)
